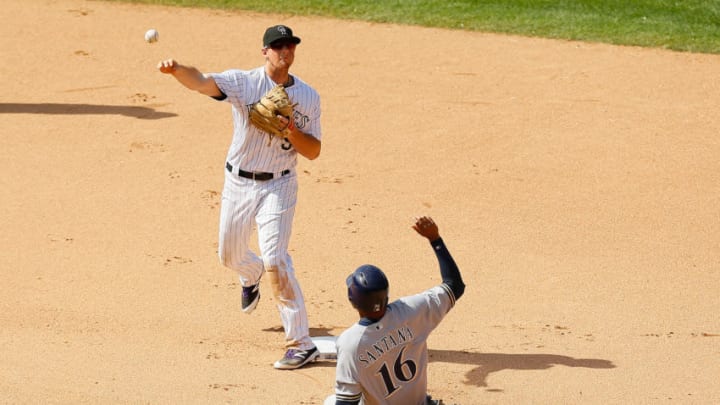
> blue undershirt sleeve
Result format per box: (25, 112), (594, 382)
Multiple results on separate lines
(430, 237), (465, 300)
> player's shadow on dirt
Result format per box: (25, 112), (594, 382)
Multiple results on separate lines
(0, 102), (176, 119)
(429, 349), (615, 388)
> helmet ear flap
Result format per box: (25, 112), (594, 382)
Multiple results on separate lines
(370, 292), (389, 313)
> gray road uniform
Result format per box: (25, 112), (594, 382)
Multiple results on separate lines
(333, 238), (464, 405)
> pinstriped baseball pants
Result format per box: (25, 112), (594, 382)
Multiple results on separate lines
(218, 170), (313, 349)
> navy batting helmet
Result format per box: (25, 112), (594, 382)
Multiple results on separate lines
(347, 265), (389, 314)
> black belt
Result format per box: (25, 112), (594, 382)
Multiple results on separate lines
(225, 162), (290, 181)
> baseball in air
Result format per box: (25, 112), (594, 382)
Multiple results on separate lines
(144, 29), (159, 43)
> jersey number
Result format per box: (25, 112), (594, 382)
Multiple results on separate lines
(376, 346), (417, 397)
(281, 137), (292, 150)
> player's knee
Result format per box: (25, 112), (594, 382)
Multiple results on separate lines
(217, 248), (233, 268)
(266, 265), (296, 303)
(261, 253), (282, 269)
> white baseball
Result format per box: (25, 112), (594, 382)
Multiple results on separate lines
(144, 29), (159, 43)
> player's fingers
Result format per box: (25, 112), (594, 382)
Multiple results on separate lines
(157, 59), (175, 73)
(276, 115), (289, 129)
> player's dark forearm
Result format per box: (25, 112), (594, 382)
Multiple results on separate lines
(430, 238), (465, 299)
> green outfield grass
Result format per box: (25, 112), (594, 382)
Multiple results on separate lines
(112, 0), (720, 54)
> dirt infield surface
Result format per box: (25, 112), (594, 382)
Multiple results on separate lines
(2, 1), (719, 404)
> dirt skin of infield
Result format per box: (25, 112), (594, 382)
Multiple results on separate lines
(1, 0), (719, 404)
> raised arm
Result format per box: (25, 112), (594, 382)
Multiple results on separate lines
(157, 59), (223, 98)
(412, 216), (465, 300)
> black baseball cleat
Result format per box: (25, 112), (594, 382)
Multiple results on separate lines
(273, 347), (319, 370)
(241, 284), (260, 313)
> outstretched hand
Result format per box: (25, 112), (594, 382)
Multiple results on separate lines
(157, 59), (177, 74)
(412, 216), (440, 241)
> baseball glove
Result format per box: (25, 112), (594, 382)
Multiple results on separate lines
(249, 84), (295, 145)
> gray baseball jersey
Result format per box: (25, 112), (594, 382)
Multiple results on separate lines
(334, 284), (456, 405)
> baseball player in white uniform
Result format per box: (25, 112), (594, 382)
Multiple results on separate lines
(157, 25), (322, 370)
(327, 216), (466, 404)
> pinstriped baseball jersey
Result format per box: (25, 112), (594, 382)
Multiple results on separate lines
(209, 67), (322, 174)
(334, 285), (456, 405)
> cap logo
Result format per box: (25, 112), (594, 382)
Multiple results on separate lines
(277, 26), (288, 36)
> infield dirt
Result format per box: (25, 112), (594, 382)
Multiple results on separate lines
(1, 1), (719, 404)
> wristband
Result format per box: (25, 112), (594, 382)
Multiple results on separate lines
(282, 116), (295, 137)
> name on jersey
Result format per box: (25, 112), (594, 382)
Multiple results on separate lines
(358, 326), (414, 367)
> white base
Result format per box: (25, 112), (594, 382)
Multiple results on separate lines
(312, 336), (337, 360)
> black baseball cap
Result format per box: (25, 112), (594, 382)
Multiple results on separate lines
(263, 25), (302, 47)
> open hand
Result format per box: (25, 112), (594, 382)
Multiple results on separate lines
(412, 216), (440, 241)
(157, 59), (177, 74)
